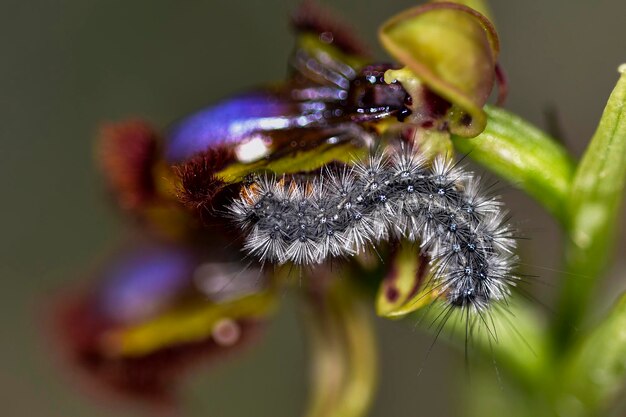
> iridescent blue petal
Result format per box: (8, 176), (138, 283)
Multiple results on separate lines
(165, 92), (296, 163)
(96, 244), (196, 323)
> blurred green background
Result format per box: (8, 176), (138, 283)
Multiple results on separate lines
(1, 1), (625, 416)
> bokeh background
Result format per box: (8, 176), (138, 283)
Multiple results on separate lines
(1, 1), (625, 416)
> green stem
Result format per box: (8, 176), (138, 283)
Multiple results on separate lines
(302, 279), (378, 417)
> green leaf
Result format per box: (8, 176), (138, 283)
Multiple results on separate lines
(452, 105), (576, 223)
(560, 291), (626, 415)
(567, 65), (626, 252)
(553, 65), (626, 347)
(379, 2), (499, 137)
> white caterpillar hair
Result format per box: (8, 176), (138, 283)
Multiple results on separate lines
(229, 146), (518, 310)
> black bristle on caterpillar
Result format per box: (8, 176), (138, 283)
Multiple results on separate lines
(229, 146), (518, 310)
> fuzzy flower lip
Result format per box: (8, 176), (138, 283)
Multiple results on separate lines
(379, 1), (500, 137)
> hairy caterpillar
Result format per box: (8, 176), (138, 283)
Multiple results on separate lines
(229, 146), (518, 310)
